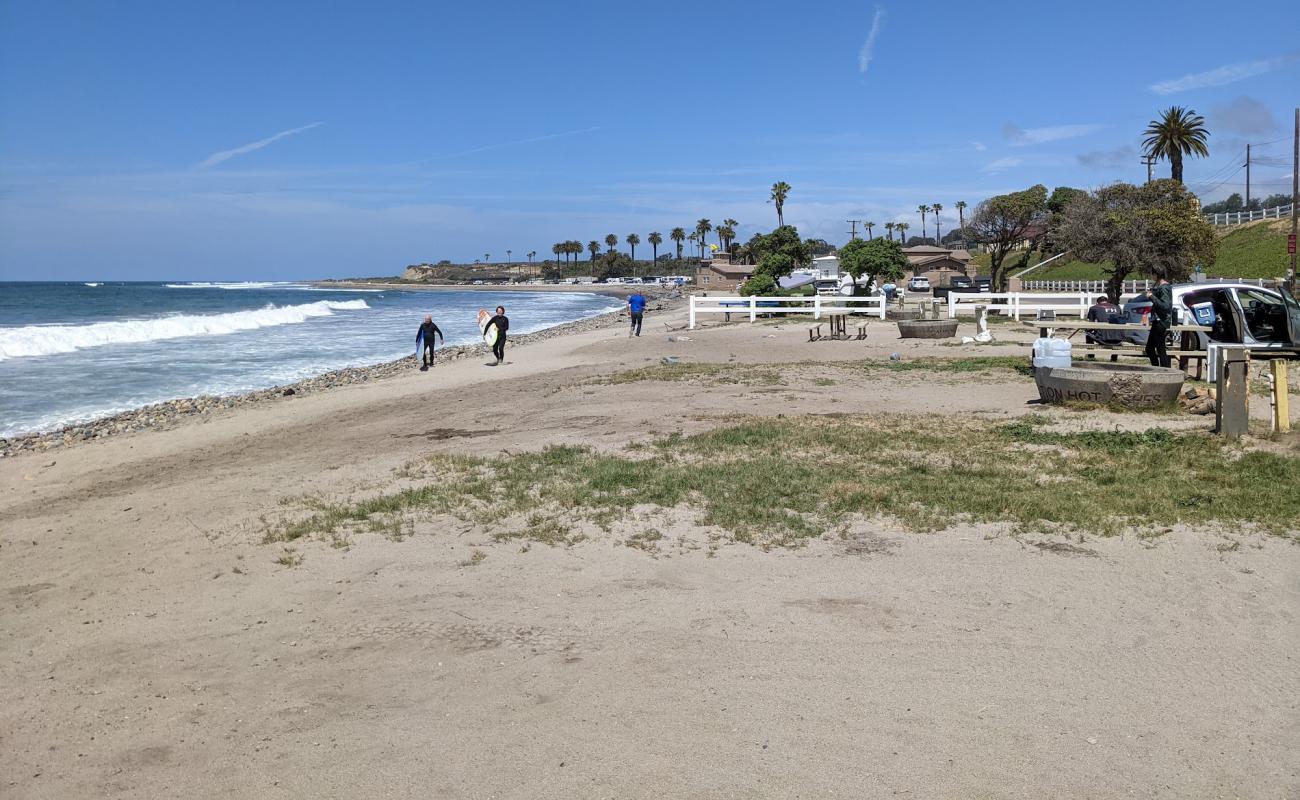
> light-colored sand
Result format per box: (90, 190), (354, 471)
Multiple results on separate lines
(2, 308), (1297, 799)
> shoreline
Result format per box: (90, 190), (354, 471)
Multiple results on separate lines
(0, 295), (672, 458)
(316, 279), (646, 298)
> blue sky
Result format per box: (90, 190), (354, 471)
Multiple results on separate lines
(1, 0), (1297, 281)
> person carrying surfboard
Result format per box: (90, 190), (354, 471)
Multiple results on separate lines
(483, 305), (509, 365)
(416, 315), (444, 371)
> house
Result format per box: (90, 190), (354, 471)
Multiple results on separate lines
(695, 262), (753, 291)
(902, 245), (975, 287)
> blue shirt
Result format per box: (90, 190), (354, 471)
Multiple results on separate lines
(629, 294), (646, 313)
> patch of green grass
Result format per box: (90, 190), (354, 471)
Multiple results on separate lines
(1211, 220), (1291, 279)
(274, 547), (303, 567)
(460, 549), (488, 567)
(812, 377), (837, 386)
(590, 362), (785, 387)
(625, 529), (664, 551)
(264, 415), (1299, 548)
(850, 356), (1033, 376)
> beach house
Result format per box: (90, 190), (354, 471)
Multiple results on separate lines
(694, 252), (752, 291)
(903, 245), (975, 288)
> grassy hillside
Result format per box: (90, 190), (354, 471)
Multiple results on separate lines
(975, 218), (1294, 282)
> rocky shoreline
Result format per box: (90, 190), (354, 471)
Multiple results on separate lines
(1, 300), (668, 459)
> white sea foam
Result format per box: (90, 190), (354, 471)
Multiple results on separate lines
(84, 282), (102, 287)
(164, 281), (288, 289)
(0, 300), (370, 361)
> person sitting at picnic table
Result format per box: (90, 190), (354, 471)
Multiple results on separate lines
(1084, 295), (1125, 345)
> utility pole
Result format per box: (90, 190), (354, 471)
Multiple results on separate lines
(1141, 153), (1156, 184)
(1288, 107), (1297, 294)
(1245, 144), (1251, 210)
(846, 220), (860, 240)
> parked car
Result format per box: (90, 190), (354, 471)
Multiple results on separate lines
(1121, 282), (1300, 350)
(907, 276), (931, 291)
(974, 276), (992, 292)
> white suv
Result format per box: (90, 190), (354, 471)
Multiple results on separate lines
(907, 277), (931, 291)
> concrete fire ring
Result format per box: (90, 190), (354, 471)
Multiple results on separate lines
(1035, 362), (1185, 408)
(896, 319), (959, 339)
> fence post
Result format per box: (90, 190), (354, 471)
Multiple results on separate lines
(749, 296), (757, 323)
(814, 294), (821, 320)
(1013, 293), (1021, 320)
(689, 296), (696, 330)
(947, 293), (957, 319)
(877, 296), (885, 320)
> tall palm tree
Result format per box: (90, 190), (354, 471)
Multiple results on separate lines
(552, 243), (562, 263)
(687, 232), (698, 259)
(770, 182), (791, 226)
(670, 227), (686, 260)
(864, 221), (875, 240)
(1142, 106), (1210, 183)
(695, 219), (712, 258)
(569, 241), (581, 262)
(588, 241), (600, 261)
(722, 218), (738, 248)
(917, 205), (929, 241)
(931, 202), (943, 243)
(626, 233), (640, 261)
(955, 200), (968, 249)
(896, 222), (910, 244)
(527, 250), (536, 263)
(605, 233), (618, 252)
(884, 222), (895, 241)
(648, 231), (663, 265)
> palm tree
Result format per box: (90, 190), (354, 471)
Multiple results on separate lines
(770, 182), (790, 226)
(884, 222), (895, 241)
(695, 219), (712, 258)
(864, 221), (875, 240)
(527, 250), (536, 263)
(551, 243), (561, 263)
(931, 202), (943, 243)
(1143, 106), (1210, 183)
(626, 233), (640, 261)
(605, 233), (618, 252)
(648, 231), (663, 265)
(687, 232), (698, 259)
(568, 241), (580, 262)
(588, 241), (600, 261)
(722, 218), (738, 248)
(917, 205), (929, 241)
(896, 222), (910, 245)
(670, 227), (686, 260)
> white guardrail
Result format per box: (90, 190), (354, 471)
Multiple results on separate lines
(947, 291), (1141, 319)
(1203, 204), (1293, 226)
(689, 294), (885, 329)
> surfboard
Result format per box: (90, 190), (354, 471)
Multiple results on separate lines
(477, 309), (499, 346)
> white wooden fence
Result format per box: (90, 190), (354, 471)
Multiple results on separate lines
(1203, 204), (1293, 226)
(689, 294), (885, 329)
(946, 292), (1140, 319)
(1022, 279), (1152, 293)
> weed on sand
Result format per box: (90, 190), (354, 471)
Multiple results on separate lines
(265, 414), (1298, 548)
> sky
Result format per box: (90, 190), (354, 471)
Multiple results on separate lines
(1, 0), (1298, 281)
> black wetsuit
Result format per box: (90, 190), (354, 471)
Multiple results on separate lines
(1146, 284), (1173, 368)
(417, 321), (443, 367)
(486, 314), (509, 362)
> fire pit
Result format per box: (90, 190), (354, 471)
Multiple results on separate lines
(1035, 362), (1185, 408)
(886, 309), (922, 321)
(896, 319), (959, 339)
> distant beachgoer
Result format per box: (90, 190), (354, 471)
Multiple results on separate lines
(627, 290), (646, 337)
(416, 315), (444, 371)
(1084, 296), (1124, 345)
(882, 281), (897, 302)
(1146, 278), (1173, 368)
(485, 305), (509, 365)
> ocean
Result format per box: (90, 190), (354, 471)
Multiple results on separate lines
(0, 282), (622, 439)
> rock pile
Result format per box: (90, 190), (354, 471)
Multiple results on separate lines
(1181, 386), (1216, 415)
(1, 297), (677, 459)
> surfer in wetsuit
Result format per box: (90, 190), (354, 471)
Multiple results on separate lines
(416, 315), (444, 371)
(485, 306), (509, 365)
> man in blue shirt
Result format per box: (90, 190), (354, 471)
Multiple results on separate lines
(627, 290), (647, 337)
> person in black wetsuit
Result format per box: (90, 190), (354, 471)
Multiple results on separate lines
(1145, 278), (1174, 368)
(485, 305), (509, 365)
(416, 315), (444, 371)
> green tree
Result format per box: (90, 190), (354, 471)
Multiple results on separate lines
(770, 181), (791, 226)
(551, 243), (561, 263)
(647, 231), (663, 265)
(955, 200), (967, 231)
(864, 221), (875, 239)
(838, 237), (908, 290)
(931, 202), (943, 242)
(917, 205), (930, 238)
(588, 240), (600, 261)
(1142, 106), (1209, 184)
(895, 222), (910, 243)
(722, 218), (739, 248)
(738, 272), (779, 296)
(605, 233), (618, 252)
(695, 219), (713, 258)
(968, 185), (1049, 291)
(670, 227), (686, 260)
(1056, 179), (1216, 301)
(626, 233), (640, 261)
(884, 222), (895, 241)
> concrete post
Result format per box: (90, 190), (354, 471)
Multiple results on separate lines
(1215, 346), (1250, 439)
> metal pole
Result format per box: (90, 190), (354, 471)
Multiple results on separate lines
(1245, 143), (1251, 209)
(1290, 107), (1298, 294)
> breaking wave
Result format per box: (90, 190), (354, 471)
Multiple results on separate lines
(164, 281), (286, 289)
(0, 300), (370, 361)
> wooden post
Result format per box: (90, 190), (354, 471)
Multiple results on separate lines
(1215, 346), (1249, 439)
(1272, 360), (1291, 433)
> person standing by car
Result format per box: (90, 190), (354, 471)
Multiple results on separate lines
(1146, 278), (1173, 367)
(627, 290), (646, 337)
(1085, 296), (1125, 345)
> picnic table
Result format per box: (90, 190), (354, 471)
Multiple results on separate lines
(1021, 320), (1214, 375)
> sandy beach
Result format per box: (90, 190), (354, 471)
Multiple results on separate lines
(2, 304), (1297, 799)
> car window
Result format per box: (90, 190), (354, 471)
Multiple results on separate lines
(1237, 289), (1288, 343)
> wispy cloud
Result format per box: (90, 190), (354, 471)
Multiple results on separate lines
(426, 127), (601, 161)
(196, 122), (322, 169)
(1077, 145), (1136, 169)
(1150, 51), (1300, 95)
(858, 6), (886, 75)
(1209, 95), (1279, 136)
(1002, 123), (1104, 146)
(971, 141), (987, 152)
(981, 157), (1022, 174)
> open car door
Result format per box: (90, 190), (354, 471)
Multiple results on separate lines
(1284, 288), (1300, 347)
